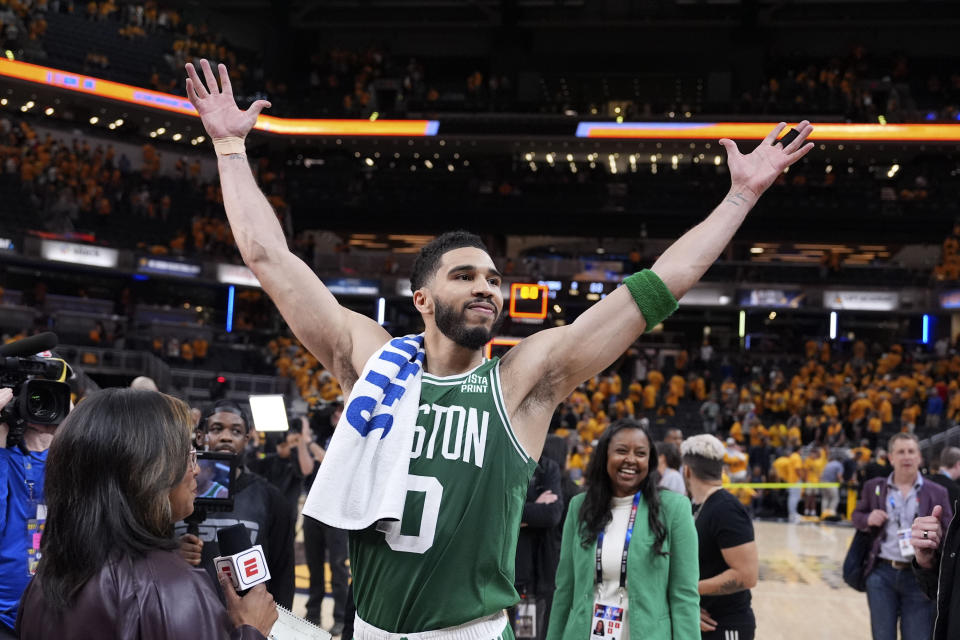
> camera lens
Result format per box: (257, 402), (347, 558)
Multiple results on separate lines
(27, 386), (57, 420)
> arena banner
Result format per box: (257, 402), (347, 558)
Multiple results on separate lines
(940, 290), (960, 309)
(678, 286), (733, 306)
(823, 290), (899, 311)
(40, 239), (119, 268)
(0, 59), (439, 137)
(136, 256), (202, 278)
(575, 121), (960, 142)
(325, 278), (380, 296)
(216, 263), (261, 287)
(738, 289), (805, 308)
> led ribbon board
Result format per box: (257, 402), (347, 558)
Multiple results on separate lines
(509, 283), (549, 320)
(575, 121), (960, 142)
(0, 59), (439, 136)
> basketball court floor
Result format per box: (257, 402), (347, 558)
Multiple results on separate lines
(292, 521), (872, 639)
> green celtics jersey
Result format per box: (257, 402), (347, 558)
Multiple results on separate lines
(350, 357), (537, 633)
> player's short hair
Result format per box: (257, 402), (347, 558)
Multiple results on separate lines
(681, 434), (725, 482)
(409, 231), (489, 291)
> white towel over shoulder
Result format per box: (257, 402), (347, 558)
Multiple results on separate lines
(302, 334), (425, 530)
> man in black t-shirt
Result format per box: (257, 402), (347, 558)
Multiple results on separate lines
(681, 434), (759, 640)
(175, 402), (296, 608)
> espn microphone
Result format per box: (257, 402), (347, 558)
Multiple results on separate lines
(213, 523), (271, 593)
(0, 332), (58, 357)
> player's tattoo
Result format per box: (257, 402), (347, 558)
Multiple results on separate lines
(714, 578), (745, 595)
(724, 192), (748, 207)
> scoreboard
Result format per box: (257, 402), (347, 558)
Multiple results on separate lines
(509, 283), (549, 320)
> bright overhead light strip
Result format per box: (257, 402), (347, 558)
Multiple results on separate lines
(0, 59), (438, 136)
(575, 121), (960, 142)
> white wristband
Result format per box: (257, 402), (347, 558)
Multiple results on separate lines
(212, 136), (246, 156)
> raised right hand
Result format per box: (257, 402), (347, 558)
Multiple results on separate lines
(185, 60), (271, 142)
(867, 509), (889, 528)
(220, 576), (278, 637)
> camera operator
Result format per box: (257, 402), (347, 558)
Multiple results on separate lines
(248, 427), (304, 519)
(175, 400), (295, 609)
(0, 386), (58, 638)
(299, 403), (350, 635)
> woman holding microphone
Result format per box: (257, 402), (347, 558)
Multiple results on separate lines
(16, 388), (277, 639)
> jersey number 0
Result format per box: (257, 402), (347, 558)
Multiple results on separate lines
(380, 475), (443, 554)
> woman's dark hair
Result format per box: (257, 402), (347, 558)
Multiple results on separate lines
(577, 419), (668, 556)
(36, 388), (193, 611)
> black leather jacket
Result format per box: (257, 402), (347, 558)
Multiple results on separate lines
(16, 549), (265, 640)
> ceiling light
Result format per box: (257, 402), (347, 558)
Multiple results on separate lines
(89, 116), (99, 124)
(172, 133), (182, 141)
(44, 107), (54, 116)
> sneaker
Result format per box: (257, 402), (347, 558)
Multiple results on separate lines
(329, 622), (345, 637)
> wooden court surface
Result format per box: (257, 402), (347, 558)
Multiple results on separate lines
(753, 521), (870, 640)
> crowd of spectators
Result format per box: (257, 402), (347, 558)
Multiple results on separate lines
(0, 0), (48, 51)
(0, 114), (288, 264)
(3, 0), (959, 122)
(741, 47), (960, 123)
(265, 325), (960, 523)
(935, 223), (960, 282)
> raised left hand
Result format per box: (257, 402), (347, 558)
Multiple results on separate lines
(721, 121), (815, 198)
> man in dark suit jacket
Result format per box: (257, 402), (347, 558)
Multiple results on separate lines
(926, 446), (960, 508)
(852, 433), (953, 640)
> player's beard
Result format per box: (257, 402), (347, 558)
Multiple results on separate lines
(434, 296), (504, 350)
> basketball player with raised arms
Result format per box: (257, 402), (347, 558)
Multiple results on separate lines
(185, 60), (814, 639)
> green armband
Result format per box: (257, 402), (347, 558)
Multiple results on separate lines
(623, 270), (679, 332)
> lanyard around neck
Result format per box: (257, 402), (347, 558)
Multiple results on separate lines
(596, 491), (642, 591)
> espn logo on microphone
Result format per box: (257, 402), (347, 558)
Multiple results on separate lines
(213, 545), (272, 590)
